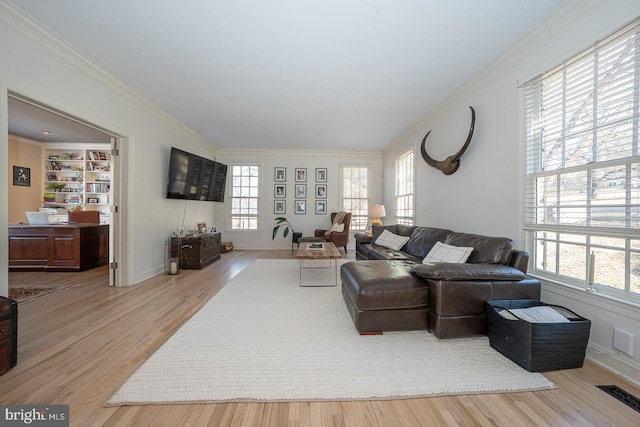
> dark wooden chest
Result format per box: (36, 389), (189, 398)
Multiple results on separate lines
(180, 232), (221, 269)
(0, 296), (18, 376)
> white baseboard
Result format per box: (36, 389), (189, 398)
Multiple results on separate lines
(587, 342), (640, 387)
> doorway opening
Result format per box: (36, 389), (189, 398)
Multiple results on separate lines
(7, 92), (123, 288)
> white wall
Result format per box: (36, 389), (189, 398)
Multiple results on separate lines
(383, 0), (640, 378)
(0, 4), (220, 291)
(216, 148), (382, 250)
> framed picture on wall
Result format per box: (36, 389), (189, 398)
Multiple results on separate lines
(315, 200), (327, 214)
(295, 200), (306, 214)
(274, 200), (285, 214)
(295, 168), (307, 182)
(295, 184), (306, 198)
(275, 167), (286, 182)
(316, 168), (327, 182)
(315, 184), (327, 199)
(13, 166), (30, 187)
(274, 184), (286, 198)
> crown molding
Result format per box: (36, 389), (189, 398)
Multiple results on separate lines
(217, 147), (382, 159)
(0, 1), (215, 150)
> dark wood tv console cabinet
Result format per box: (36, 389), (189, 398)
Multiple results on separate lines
(178, 232), (221, 269)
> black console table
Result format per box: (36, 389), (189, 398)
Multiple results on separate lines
(177, 232), (221, 269)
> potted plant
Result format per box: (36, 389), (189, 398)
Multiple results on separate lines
(272, 217), (294, 239)
(272, 217), (302, 248)
(46, 182), (66, 192)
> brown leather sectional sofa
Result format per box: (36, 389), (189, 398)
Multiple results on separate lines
(341, 225), (541, 338)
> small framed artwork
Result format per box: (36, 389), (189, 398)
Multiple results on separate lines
(295, 168), (307, 182)
(275, 167), (286, 182)
(87, 197), (99, 204)
(295, 184), (306, 198)
(197, 222), (207, 234)
(274, 200), (286, 214)
(274, 184), (286, 198)
(315, 200), (327, 214)
(315, 184), (327, 199)
(13, 166), (30, 187)
(295, 200), (306, 214)
(316, 168), (327, 182)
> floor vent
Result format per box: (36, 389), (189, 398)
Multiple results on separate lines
(597, 385), (640, 413)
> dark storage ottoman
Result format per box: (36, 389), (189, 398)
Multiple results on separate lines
(486, 299), (590, 372)
(0, 296), (18, 376)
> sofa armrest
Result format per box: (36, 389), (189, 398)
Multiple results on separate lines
(354, 233), (372, 244)
(508, 249), (529, 274)
(410, 263), (525, 281)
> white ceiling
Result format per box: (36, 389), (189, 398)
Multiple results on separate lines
(8, 0), (564, 151)
(8, 96), (113, 144)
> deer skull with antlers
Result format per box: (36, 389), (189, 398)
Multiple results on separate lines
(420, 106), (476, 175)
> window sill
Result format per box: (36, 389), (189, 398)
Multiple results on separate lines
(532, 273), (640, 320)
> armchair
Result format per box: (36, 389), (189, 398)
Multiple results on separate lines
(314, 211), (352, 253)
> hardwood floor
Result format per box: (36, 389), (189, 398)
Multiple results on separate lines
(2, 250), (640, 426)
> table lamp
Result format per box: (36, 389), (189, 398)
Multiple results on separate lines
(369, 204), (386, 227)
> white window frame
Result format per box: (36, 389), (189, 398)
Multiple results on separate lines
(522, 19), (640, 302)
(229, 164), (260, 231)
(340, 165), (370, 231)
(395, 148), (414, 225)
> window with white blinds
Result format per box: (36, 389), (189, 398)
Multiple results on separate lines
(341, 166), (369, 231)
(395, 149), (414, 225)
(230, 165), (260, 230)
(523, 19), (640, 298)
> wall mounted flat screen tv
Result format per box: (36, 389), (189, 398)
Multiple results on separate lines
(166, 147), (228, 202)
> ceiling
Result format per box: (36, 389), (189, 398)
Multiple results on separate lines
(8, 96), (113, 144)
(8, 0), (564, 151)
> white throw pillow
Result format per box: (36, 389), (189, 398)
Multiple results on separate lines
(328, 222), (344, 233)
(423, 241), (473, 263)
(375, 229), (410, 251)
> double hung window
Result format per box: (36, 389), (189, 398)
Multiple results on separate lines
(230, 165), (259, 230)
(523, 19), (640, 298)
(395, 149), (414, 226)
(341, 166), (369, 231)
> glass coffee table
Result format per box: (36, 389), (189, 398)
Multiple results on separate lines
(295, 241), (343, 287)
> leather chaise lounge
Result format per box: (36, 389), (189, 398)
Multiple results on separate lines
(340, 225), (541, 339)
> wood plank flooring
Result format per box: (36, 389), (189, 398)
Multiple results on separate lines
(2, 250), (640, 426)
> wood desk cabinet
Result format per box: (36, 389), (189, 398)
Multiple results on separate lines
(179, 232), (221, 269)
(9, 224), (109, 271)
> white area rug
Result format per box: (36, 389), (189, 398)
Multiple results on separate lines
(106, 259), (555, 405)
